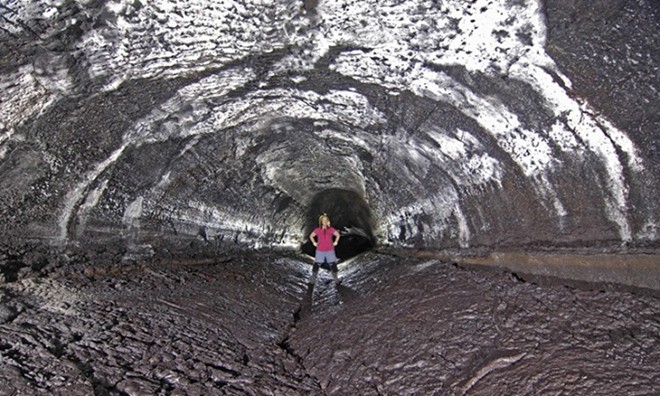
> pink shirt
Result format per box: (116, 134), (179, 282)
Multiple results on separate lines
(313, 226), (337, 251)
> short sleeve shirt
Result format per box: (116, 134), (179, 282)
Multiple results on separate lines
(314, 226), (337, 251)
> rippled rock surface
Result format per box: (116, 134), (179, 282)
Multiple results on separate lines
(293, 255), (660, 395)
(1, 254), (658, 395)
(0, 254), (318, 394)
(1, 0), (659, 394)
(0, 0), (658, 259)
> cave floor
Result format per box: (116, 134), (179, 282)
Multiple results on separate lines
(0, 252), (658, 395)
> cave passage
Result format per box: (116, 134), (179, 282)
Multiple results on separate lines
(301, 189), (376, 261)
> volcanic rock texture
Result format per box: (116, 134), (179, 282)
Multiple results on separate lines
(0, 0), (657, 257)
(1, 254), (659, 394)
(0, 0), (659, 394)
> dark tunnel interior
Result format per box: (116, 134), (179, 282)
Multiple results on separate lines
(301, 188), (376, 260)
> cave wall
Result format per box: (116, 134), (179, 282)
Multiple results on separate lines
(0, 0), (658, 262)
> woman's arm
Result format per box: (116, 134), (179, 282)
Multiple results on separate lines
(309, 231), (318, 246)
(333, 230), (340, 246)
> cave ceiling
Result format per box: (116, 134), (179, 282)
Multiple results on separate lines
(0, 0), (658, 253)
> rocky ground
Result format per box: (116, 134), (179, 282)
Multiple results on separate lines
(1, 252), (658, 395)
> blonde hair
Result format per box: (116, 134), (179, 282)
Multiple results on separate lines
(318, 213), (331, 226)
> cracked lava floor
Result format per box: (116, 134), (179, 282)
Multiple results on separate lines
(1, 252), (658, 395)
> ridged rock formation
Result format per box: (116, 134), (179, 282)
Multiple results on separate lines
(1, 1), (659, 394)
(1, 0), (657, 261)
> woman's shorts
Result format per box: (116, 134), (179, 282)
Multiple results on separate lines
(315, 249), (337, 265)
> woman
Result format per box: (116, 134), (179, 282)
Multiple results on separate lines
(309, 213), (341, 284)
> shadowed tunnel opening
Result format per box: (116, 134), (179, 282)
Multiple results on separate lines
(301, 188), (376, 261)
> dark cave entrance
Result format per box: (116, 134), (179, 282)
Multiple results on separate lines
(301, 188), (376, 261)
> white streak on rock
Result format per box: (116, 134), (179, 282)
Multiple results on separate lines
(591, 115), (644, 172)
(511, 62), (638, 240)
(168, 200), (299, 248)
(511, 62), (643, 172)
(157, 171), (172, 188)
(386, 185), (462, 247)
(457, 352), (527, 396)
(177, 135), (201, 158)
(413, 70), (554, 177)
(75, 179), (109, 237)
(424, 127), (503, 187)
(454, 206), (470, 248)
(58, 143), (129, 240)
(532, 174), (567, 229)
(413, 260), (440, 273)
(548, 121), (583, 152)
(123, 196), (144, 225)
